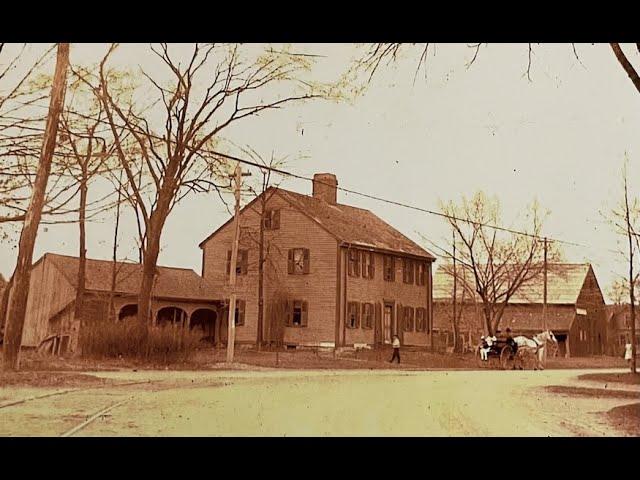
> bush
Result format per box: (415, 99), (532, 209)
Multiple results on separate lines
(79, 321), (201, 364)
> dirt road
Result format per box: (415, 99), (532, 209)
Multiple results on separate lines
(1, 368), (636, 436)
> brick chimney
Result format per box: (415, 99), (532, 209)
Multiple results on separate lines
(312, 173), (338, 205)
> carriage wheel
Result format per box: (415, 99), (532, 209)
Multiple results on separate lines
(500, 345), (514, 370)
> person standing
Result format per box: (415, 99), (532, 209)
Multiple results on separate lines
(624, 342), (633, 365)
(389, 335), (401, 364)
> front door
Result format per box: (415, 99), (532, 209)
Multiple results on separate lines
(383, 303), (393, 344)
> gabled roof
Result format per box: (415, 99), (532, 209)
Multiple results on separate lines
(199, 186), (435, 260)
(44, 253), (216, 302)
(433, 263), (593, 305)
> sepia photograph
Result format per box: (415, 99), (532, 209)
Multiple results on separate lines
(0, 41), (638, 438)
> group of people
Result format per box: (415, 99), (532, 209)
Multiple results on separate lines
(479, 327), (518, 361)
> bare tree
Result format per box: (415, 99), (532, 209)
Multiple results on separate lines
(440, 191), (560, 336)
(239, 147), (288, 349)
(0, 44), (81, 227)
(57, 78), (117, 328)
(2, 43), (70, 371)
(76, 43), (326, 333)
(607, 277), (639, 306)
(354, 43), (640, 95)
(607, 161), (639, 373)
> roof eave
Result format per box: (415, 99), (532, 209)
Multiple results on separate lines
(339, 241), (436, 261)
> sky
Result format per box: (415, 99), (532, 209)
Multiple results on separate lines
(1, 43), (639, 302)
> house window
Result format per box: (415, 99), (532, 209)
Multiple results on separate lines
(383, 255), (395, 282)
(234, 299), (245, 326)
(347, 302), (360, 329)
(288, 248), (310, 274)
(416, 262), (426, 286)
(348, 249), (360, 277)
(263, 209), (281, 230)
(402, 258), (414, 284)
(226, 249), (248, 275)
(416, 307), (426, 332)
(361, 303), (374, 329)
(403, 306), (415, 332)
(361, 251), (375, 279)
(286, 300), (308, 327)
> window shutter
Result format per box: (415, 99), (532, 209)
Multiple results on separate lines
(361, 303), (366, 329)
(241, 250), (248, 274)
(236, 300), (245, 326)
(226, 250), (231, 275)
(355, 252), (361, 277)
(301, 301), (308, 326)
(391, 257), (395, 282)
(355, 302), (361, 328)
(397, 303), (404, 343)
(369, 255), (375, 279)
(287, 249), (294, 274)
(273, 210), (280, 229)
(303, 249), (310, 274)
(374, 302), (382, 344)
(285, 300), (292, 327)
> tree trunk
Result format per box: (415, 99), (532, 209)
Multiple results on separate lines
(257, 195), (265, 350)
(137, 186), (174, 330)
(108, 177), (123, 322)
(74, 167), (88, 323)
(626, 200), (637, 374)
(2, 43), (69, 371)
(137, 219), (159, 330)
(0, 277), (13, 335)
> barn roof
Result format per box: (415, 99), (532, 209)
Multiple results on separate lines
(500, 305), (577, 332)
(433, 263), (593, 305)
(44, 253), (216, 302)
(199, 186), (435, 260)
(432, 302), (576, 333)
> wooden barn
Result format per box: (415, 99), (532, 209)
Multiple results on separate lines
(432, 263), (607, 357)
(18, 253), (223, 353)
(200, 173), (436, 349)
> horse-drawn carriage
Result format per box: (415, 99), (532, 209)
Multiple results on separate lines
(476, 330), (557, 370)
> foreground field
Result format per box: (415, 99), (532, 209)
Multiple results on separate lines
(1, 368), (637, 436)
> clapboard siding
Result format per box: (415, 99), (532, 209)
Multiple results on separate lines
(21, 255), (76, 347)
(573, 267), (606, 355)
(202, 194), (338, 346)
(342, 248), (432, 347)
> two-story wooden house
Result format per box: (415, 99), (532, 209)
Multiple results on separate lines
(199, 173), (436, 349)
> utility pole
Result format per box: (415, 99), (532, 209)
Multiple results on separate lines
(226, 164), (251, 364)
(452, 229), (458, 352)
(542, 237), (548, 364)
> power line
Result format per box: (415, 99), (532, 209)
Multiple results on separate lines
(0, 101), (611, 251)
(209, 150), (589, 249)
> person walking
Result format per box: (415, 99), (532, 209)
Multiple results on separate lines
(389, 335), (401, 364)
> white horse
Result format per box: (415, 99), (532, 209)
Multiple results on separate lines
(514, 330), (557, 370)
